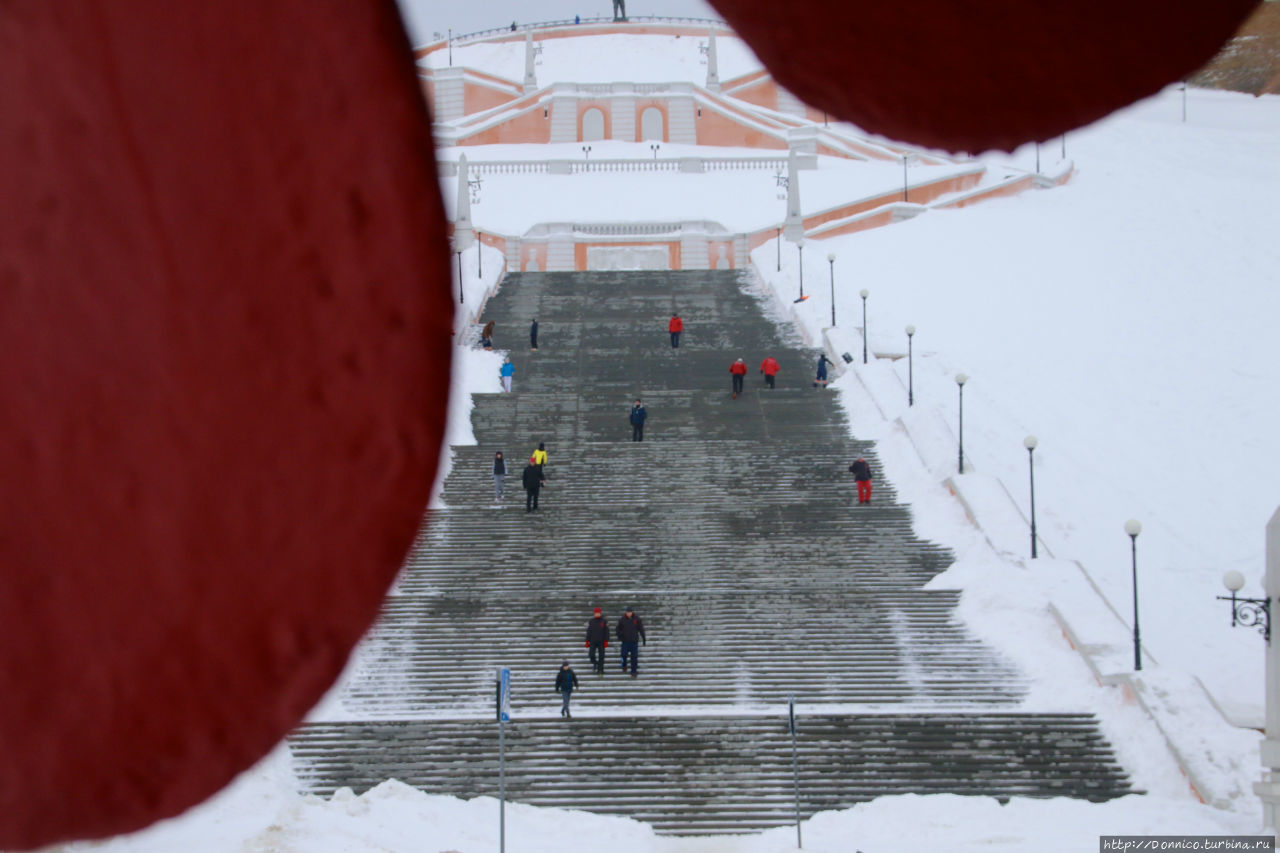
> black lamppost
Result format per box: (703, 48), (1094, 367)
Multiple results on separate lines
(1219, 571), (1271, 642)
(582, 144), (592, 160)
(905, 325), (915, 406)
(477, 232), (483, 278)
(1024, 435), (1038, 559)
(956, 373), (968, 474)
(796, 239), (805, 301)
(1125, 519), (1142, 671)
(826, 253), (836, 326)
(650, 143), (660, 159)
(776, 226), (781, 271)
(456, 250), (464, 304)
(859, 289), (869, 363)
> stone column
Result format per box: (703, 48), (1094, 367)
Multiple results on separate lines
(783, 148), (804, 243)
(705, 30), (720, 92)
(453, 153), (474, 252)
(1257, 506), (1280, 828)
(523, 31), (537, 93)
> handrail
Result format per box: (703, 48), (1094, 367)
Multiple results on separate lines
(424, 16), (729, 49)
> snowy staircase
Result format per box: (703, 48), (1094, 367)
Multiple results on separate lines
(290, 270), (1134, 834)
(292, 714), (1131, 836)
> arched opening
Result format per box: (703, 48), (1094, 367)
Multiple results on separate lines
(581, 108), (606, 141)
(639, 106), (664, 141)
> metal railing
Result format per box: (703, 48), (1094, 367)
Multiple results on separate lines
(441, 16), (729, 47)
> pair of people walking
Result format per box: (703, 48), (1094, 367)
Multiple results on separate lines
(584, 606), (647, 677)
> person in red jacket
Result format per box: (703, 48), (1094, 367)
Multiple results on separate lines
(584, 606), (609, 674)
(668, 313), (683, 349)
(729, 357), (748, 398)
(760, 356), (780, 389)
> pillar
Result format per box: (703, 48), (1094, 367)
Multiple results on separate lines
(705, 30), (720, 92)
(523, 30), (537, 93)
(1257, 506), (1280, 828)
(454, 153), (474, 252)
(783, 148), (803, 242)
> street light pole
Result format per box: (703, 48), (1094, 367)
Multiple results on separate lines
(905, 325), (915, 406)
(1024, 436), (1039, 559)
(477, 232), (483, 278)
(1125, 519), (1143, 671)
(797, 241), (804, 300)
(456, 251), (464, 304)
(859, 289), (869, 364)
(956, 373), (968, 474)
(776, 227), (781, 272)
(827, 253), (836, 327)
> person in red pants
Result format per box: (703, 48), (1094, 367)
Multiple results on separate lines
(729, 357), (748, 398)
(850, 456), (873, 504)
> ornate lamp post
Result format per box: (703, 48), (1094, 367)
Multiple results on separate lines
(456, 249), (464, 304)
(1219, 570), (1271, 641)
(1024, 436), (1038, 559)
(859, 289), (869, 363)
(827, 253), (836, 326)
(477, 231), (483, 278)
(955, 373), (968, 474)
(905, 325), (915, 406)
(582, 144), (592, 160)
(650, 143), (661, 160)
(1125, 519), (1142, 671)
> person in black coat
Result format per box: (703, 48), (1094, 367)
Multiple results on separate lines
(629, 399), (648, 442)
(584, 607), (610, 674)
(530, 318), (539, 351)
(555, 660), (580, 718)
(616, 607), (647, 676)
(492, 451), (506, 504)
(849, 456), (873, 504)
(522, 459), (545, 512)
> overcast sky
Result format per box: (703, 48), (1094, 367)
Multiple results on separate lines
(396, 0), (720, 45)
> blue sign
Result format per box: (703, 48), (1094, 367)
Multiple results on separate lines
(498, 667), (511, 722)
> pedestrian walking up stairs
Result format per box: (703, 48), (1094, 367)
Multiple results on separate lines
(290, 270), (1135, 835)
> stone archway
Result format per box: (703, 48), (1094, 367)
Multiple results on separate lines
(639, 106), (664, 141)
(581, 107), (606, 141)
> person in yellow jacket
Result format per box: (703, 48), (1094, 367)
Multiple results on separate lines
(531, 442), (548, 473)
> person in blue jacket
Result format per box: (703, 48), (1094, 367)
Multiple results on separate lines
(500, 357), (514, 392)
(629, 398), (648, 441)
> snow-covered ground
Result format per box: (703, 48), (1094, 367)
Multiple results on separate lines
(762, 84), (1280, 729)
(64, 85), (1280, 851)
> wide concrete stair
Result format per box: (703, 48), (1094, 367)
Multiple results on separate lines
(292, 714), (1129, 835)
(291, 270), (1135, 834)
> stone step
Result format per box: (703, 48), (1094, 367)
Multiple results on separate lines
(290, 714), (1134, 835)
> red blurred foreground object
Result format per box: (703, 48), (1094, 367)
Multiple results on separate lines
(0, 1), (450, 848)
(710, 0), (1262, 152)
